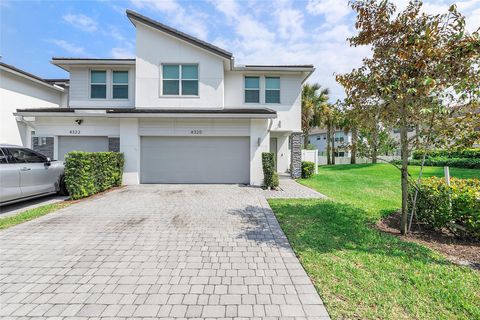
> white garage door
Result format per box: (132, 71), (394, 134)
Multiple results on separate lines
(58, 136), (109, 160)
(140, 136), (250, 184)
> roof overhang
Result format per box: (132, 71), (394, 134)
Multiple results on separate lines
(232, 65), (315, 83)
(15, 108), (277, 119)
(51, 58), (136, 71)
(0, 63), (65, 92)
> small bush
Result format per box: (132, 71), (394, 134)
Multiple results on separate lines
(262, 152), (279, 189)
(409, 177), (480, 240)
(65, 152), (124, 200)
(301, 161), (316, 178)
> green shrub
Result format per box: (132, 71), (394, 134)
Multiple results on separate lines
(64, 152), (124, 200)
(412, 148), (480, 160)
(409, 177), (480, 239)
(262, 152), (279, 189)
(301, 161), (316, 178)
(407, 157), (480, 169)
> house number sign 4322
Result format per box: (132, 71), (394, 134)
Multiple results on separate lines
(69, 129), (81, 134)
(190, 129), (203, 134)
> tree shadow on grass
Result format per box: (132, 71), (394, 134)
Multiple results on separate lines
(268, 199), (453, 267)
(319, 163), (378, 171)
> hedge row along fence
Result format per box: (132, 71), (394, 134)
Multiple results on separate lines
(412, 148), (480, 159)
(408, 177), (480, 240)
(64, 152), (124, 200)
(410, 148), (480, 169)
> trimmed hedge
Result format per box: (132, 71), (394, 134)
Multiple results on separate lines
(262, 152), (279, 189)
(409, 177), (480, 240)
(301, 161), (316, 179)
(64, 151), (124, 200)
(412, 148), (480, 160)
(407, 157), (480, 169)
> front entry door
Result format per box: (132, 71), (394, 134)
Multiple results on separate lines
(270, 137), (278, 172)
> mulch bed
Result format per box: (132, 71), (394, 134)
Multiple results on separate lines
(376, 212), (480, 270)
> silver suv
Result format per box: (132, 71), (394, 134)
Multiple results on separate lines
(0, 144), (67, 206)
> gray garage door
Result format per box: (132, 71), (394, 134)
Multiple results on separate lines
(140, 136), (250, 184)
(58, 136), (109, 160)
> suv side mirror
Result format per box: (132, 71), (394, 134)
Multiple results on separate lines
(45, 157), (51, 166)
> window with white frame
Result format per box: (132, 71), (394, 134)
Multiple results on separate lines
(112, 71), (128, 99)
(162, 64), (198, 96)
(265, 77), (280, 103)
(90, 70), (106, 99)
(244, 76), (260, 103)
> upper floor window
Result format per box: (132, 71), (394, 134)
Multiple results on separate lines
(90, 70), (106, 99)
(244, 76), (259, 103)
(162, 64), (198, 96)
(113, 71), (128, 99)
(265, 77), (280, 103)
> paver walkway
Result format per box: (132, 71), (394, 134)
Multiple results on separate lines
(0, 183), (329, 319)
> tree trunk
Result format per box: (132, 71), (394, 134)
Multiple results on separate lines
(303, 133), (309, 149)
(350, 127), (357, 164)
(326, 123), (332, 165)
(331, 130), (336, 165)
(371, 124), (378, 164)
(400, 113), (409, 235)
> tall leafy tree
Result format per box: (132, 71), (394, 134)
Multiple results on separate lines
(301, 84), (330, 146)
(337, 0), (480, 234)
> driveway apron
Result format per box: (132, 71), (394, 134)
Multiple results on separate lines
(0, 184), (329, 319)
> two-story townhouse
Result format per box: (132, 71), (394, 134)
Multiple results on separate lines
(14, 10), (314, 186)
(0, 62), (68, 151)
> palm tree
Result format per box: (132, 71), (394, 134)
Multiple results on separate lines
(301, 84), (330, 147)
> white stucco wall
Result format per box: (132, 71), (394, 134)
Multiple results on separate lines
(68, 66), (135, 108)
(0, 69), (65, 146)
(250, 119), (271, 185)
(224, 72), (302, 132)
(135, 23), (225, 109)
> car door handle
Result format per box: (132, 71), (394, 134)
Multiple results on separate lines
(20, 167), (31, 171)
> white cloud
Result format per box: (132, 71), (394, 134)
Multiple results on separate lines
(111, 47), (135, 58)
(47, 39), (88, 56)
(306, 0), (351, 24)
(130, 0), (210, 39)
(63, 13), (98, 32)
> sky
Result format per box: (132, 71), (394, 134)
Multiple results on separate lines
(1, 0), (479, 101)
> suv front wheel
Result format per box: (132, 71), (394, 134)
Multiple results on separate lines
(58, 175), (68, 196)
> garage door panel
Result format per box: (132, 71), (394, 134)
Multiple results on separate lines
(141, 136), (249, 184)
(58, 136), (109, 160)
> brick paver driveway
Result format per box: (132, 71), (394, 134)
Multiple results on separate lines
(0, 184), (329, 319)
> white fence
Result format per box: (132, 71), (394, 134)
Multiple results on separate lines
(318, 155), (401, 165)
(301, 149), (319, 174)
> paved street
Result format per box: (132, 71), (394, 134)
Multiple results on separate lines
(0, 184), (328, 319)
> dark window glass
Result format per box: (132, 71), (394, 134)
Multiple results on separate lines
(245, 76), (260, 103)
(113, 71), (128, 99)
(265, 90), (280, 103)
(7, 148), (45, 163)
(90, 71), (106, 99)
(113, 85), (128, 99)
(181, 80), (198, 95)
(163, 80), (180, 95)
(0, 149), (8, 164)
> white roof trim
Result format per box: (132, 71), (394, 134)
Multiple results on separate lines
(0, 65), (65, 92)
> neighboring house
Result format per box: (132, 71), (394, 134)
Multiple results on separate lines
(14, 10), (314, 186)
(0, 62), (68, 149)
(308, 128), (351, 157)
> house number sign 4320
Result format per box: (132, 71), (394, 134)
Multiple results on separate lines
(190, 129), (203, 134)
(69, 130), (81, 134)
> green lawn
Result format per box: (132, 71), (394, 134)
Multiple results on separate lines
(0, 202), (70, 230)
(269, 164), (480, 319)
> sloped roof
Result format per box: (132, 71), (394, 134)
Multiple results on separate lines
(126, 9), (233, 60)
(0, 62), (65, 91)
